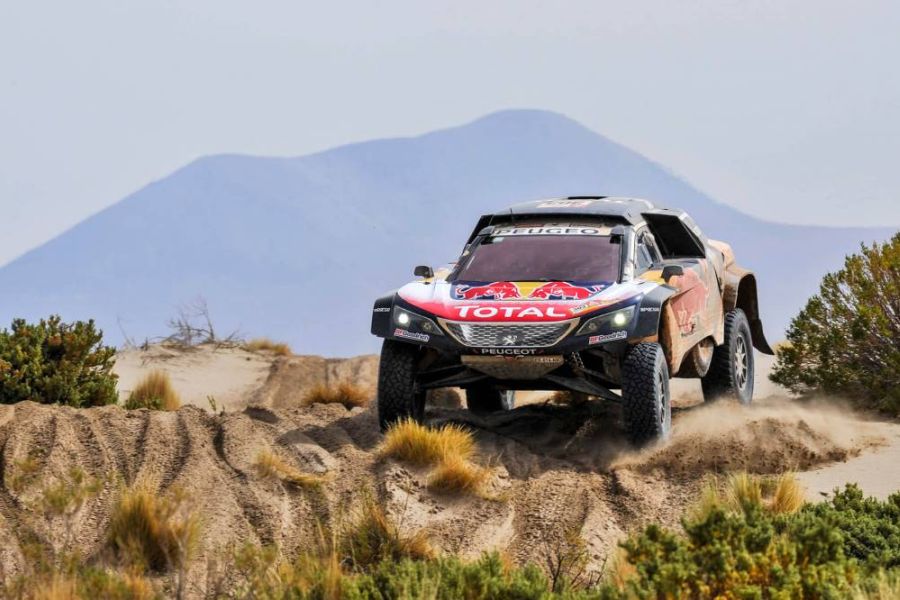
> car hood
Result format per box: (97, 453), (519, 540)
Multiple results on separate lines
(398, 279), (657, 322)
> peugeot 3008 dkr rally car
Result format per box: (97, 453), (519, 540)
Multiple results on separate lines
(371, 197), (774, 443)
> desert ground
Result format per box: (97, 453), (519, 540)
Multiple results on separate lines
(0, 344), (896, 595)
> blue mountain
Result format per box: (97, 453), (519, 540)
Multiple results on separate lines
(0, 110), (893, 356)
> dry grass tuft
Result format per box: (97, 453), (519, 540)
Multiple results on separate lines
(125, 371), (181, 411)
(768, 472), (806, 515)
(426, 454), (491, 495)
(30, 575), (77, 600)
(852, 570), (900, 600)
(244, 338), (292, 356)
(254, 449), (323, 488)
(303, 382), (370, 409)
(726, 472), (763, 515)
(107, 485), (199, 573)
(691, 472), (807, 520)
(18, 569), (156, 600)
(605, 546), (637, 589)
(382, 419), (495, 497)
(341, 494), (434, 569)
(380, 419), (475, 466)
(8, 454), (42, 493)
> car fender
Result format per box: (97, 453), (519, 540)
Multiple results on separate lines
(370, 293), (395, 337)
(722, 268), (774, 355)
(631, 284), (677, 340)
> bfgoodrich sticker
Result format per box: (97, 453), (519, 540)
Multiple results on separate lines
(394, 328), (430, 342)
(589, 330), (627, 344)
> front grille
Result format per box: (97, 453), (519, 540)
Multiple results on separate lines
(440, 320), (574, 348)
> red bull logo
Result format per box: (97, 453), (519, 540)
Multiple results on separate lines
(454, 282), (522, 300)
(530, 281), (605, 300)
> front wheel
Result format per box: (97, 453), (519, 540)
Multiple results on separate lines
(377, 340), (425, 431)
(621, 343), (672, 445)
(701, 309), (754, 405)
(465, 387), (515, 414)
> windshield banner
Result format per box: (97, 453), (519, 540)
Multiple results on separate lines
(492, 224), (610, 237)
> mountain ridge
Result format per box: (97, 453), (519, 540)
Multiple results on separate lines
(0, 109), (893, 355)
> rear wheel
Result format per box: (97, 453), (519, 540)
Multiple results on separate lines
(377, 340), (426, 431)
(465, 387), (515, 414)
(701, 309), (754, 405)
(621, 343), (672, 444)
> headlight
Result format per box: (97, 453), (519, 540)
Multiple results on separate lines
(393, 307), (444, 336)
(576, 306), (635, 336)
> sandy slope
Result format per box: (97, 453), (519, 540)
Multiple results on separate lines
(0, 345), (894, 596)
(114, 345), (378, 412)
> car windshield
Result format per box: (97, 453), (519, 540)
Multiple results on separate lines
(454, 233), (621, 282)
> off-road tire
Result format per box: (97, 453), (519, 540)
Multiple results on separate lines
(701, 309), (754, 405)
(377, 340), (425, 431)
(621, 342), (672, 444)
(466, 387), (515, 414)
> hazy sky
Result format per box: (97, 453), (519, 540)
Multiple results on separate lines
(2, 1), (899, 265)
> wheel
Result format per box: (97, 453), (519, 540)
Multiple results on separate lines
(621, 343), (672, 444)
(377, 340), (426, 431)
(465, 387), (515, 414)
(701, 309), (754, 405)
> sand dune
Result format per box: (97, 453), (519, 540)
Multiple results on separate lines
(1, 344), (895, 596)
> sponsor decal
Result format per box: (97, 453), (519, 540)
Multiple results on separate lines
(394, 328), (430, 342)
(492, 225), (607, 236)
(639, 306), (660, 312)
(454, 281), (521, 300)
(588, 330), (627, 345)
(537, 199), (596, 208)
(669, 266), (709, 336)
(454, 305), (568, 319)
(478, 348), (539, 355)
(530, 281), (606, 300)
(373, 307), (390, 313)
(453, 281), (607, 302)
(571, 301), (601, 315)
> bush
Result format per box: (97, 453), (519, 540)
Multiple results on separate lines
(345, 553), (550, 599)
(601, 481), (900, 599)
(771, 233), (900, 414)
(226, 549), (550, 600)
(801, 485), (900, 570)
(607, 506), (854, 598)
(0, 316), (118, 407)
(124, 371), (181, 411)
(303, 382), (371, 409)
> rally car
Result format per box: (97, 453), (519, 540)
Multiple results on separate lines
(371, 197), (773, 443)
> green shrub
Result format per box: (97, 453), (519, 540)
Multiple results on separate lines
(344, 553), (551, 600)
(599, 482), (900, 599)
(0, 315), (118, 407)
(801, 485), (900, 570)
(605, 506), (854, 599)
(770, 233), (900, 414)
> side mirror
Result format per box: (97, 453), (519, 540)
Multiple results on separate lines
(414, 265), (434, 279)
(662, 265), (684, 281)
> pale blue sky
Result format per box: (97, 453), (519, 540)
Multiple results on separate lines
(2, 1), (899, 265)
